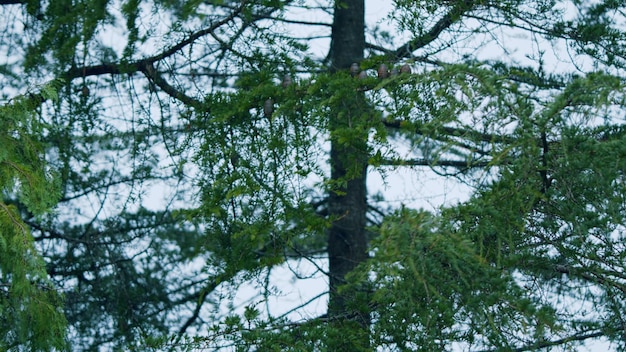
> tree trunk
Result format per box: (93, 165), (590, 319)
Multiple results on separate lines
(327, 0), (370, 349)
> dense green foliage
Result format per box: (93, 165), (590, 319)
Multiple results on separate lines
(0, 81), (67, 350)
(1, 0), (626, 350)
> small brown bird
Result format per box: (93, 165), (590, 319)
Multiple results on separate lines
(358, 70), (368, 79)
(400, 64), (412, 74)
(377, 63), (389, 79)
(282, 74), (292, 88)
(350, 62), (360, 77)
(263, 98), (274, 117)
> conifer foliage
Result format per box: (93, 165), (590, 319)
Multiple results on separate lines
(0, 81), (67, 351)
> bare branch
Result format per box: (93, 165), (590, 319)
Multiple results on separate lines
(177, 271), (236, 335)
(138, 61), (203, 109)
(476, 330), (605, 352)
(394, 1), (475, 58)
(146, 4), (246, 63)
(554, 264), (626, 295)
(382, 118), (516, 144)
(376, 157), (489, 169)
(270, 16), (332, 27)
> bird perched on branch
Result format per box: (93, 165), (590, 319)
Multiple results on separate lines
(350, 62), (360, 77)
(282, 74), (292, 88)
(377, 63), (389, 79)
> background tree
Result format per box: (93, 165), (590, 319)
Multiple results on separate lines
(2, 0), (626, 351)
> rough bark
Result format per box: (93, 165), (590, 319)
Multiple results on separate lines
(327, 0), (370, 349)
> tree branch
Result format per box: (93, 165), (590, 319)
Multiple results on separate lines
(50, 5), (250, 110)
(138, 61), (203, 109)
(554, 264), (626, 295)
(477, 330), (605, 352)
(375, 157), (489, 169)
(382, 118), (516, 144)
(394, 1), (475, 58)
(145, 3), (245, 63)
(177, 271), (235, 335)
